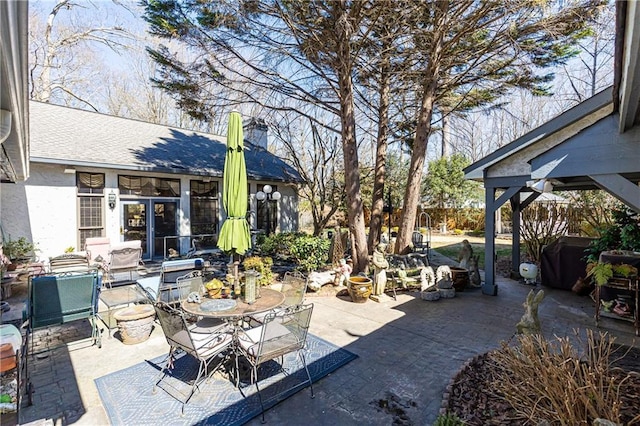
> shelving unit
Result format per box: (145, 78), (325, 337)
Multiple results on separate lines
(0, 326), (29, 420)
(594, 276), (639, 336)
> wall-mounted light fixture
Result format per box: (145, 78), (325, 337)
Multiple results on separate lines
(108, 191), (117, 210)
(530, 179), (553, 193)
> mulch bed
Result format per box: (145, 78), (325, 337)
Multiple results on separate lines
(443, 346), (640, 425)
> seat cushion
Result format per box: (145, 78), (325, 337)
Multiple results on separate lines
(191, 327), (232, 359)
(238, 321), (292, 358)
(190, 317), (225, 333)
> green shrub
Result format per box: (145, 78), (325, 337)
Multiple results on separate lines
(255, 232), (331, 272)
(257, 232), (304, 257)
(584, 205), (640, 262)
(242, 256), (274, 286)
(289, 235), (331, 272)
(3, 237), (38, 261)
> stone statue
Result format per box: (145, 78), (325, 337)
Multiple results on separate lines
(516, 289), (545, 334)
(371, 243), (389, 295)
(469, 255), (481, 287)
(458, 239), (473, 269)
(420, 266), (436, 291)
(335, 258), (352, 287)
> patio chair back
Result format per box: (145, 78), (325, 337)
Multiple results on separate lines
(154, 302), (197, 354)
(84, 237), (111, 263)
(104, 243), (144, 287)
(281, 271), (308, 307)
(162, 270), (204, 305)
(27, 271), (101, 347)
(48, 253), (91, 273)
(258, 303), (312, 363)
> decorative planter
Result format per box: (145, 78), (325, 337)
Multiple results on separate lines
(449, 267), (469, 291)
(113, 304), (155, 345)
(440, 288), (456, 299)
(207, 288), (222, 298)
(347, 276), (373, 303)
(421, 290), (440, 301)
(0, 343), (16, 372)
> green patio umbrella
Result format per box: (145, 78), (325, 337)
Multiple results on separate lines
(217, 111), (251, 257)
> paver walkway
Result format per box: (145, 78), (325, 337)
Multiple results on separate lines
(3, 239), (639, 425)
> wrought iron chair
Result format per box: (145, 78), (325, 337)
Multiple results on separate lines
(248, 271), (308, 325)
(84, 236), (111, 271)
(48, 252), (91, 273)
(103, 245), (144, 288)
(153, 302), (233, 415)
(236, 303), (315, 423)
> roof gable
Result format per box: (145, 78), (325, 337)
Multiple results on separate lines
(464, 87), (613, 181)
(28, 101), (303, 183)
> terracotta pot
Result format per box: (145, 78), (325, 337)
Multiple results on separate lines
(0, 343), (16, 372)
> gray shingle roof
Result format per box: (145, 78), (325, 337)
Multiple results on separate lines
(28, 101), (303, 183)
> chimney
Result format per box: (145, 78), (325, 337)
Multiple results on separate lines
(243, 117), (268, 149)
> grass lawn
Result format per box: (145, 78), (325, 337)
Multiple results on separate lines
(430, 235), (516, 269)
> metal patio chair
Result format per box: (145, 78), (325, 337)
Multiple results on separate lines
(236, 303), (315, 423)
(248, 271), (308, 326)
(103, 245), (144, 288)
(153, 301), (233, 415)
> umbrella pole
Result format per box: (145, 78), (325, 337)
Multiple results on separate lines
(228, 253), (240, 297)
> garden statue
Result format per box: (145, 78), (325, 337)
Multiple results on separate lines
(436, 265), (456, 298)
(335, 258), (352, 287)
(371, 243), (389, 295)
(457, 239), (473, 269)
(469, 255), (481, 288)
(516, 289), (545, 334)
(307, 270), (336, 291)
(420, 266), (436, 291)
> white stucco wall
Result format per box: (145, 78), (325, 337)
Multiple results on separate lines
(1, 163), (300, 262)
(1, 163), (77, 261)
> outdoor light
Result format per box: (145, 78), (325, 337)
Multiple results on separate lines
(108, 191), (117, 210)
(256, 184), (280, 202)
(256, 184), (281, 234)
(531, 179), (553, 193)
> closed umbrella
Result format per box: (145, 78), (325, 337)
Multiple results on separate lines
(217, 111), (251, 287)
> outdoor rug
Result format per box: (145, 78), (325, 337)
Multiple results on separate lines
(95, 334), (357, 425)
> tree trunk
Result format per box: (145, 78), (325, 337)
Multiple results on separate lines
(395, 2), (447, 254)
(367, 59), (391, 255)
(441, 108), (450, 157)
(336, 8), (368, 274)
(395, 81), (437, 254)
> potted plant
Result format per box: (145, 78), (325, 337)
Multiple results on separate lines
(204, 278), (225, 298)
(3, 237), (38, 270)
(586, 261), (638, 286)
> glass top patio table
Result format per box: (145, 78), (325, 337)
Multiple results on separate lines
(181, 288), (285, 319)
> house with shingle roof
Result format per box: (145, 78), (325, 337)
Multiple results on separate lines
(1, 101), (303, 261)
